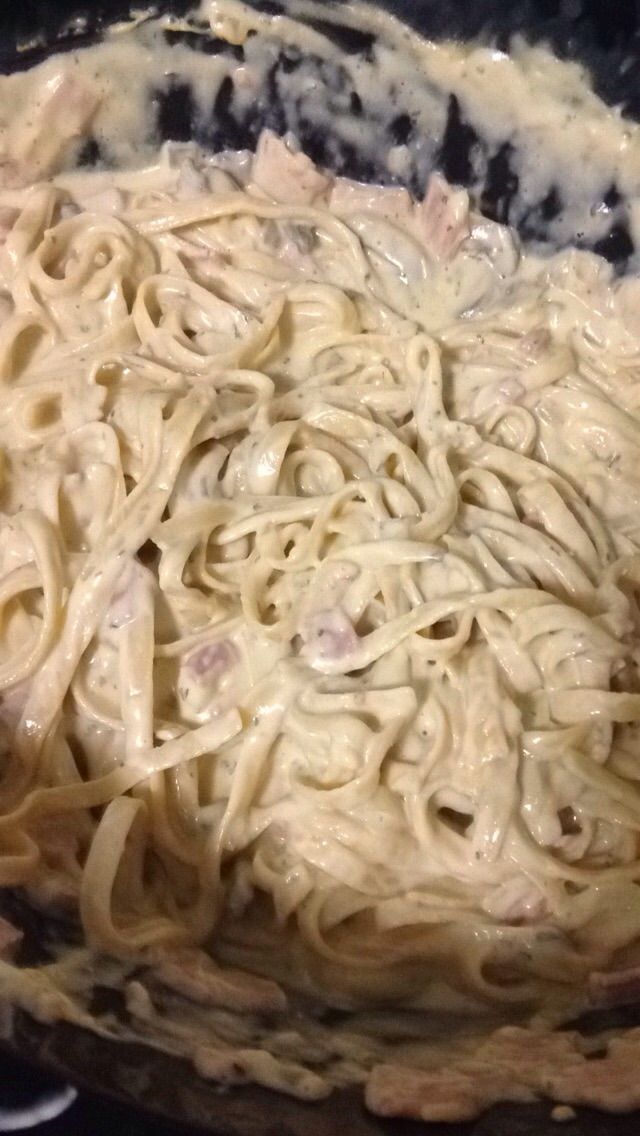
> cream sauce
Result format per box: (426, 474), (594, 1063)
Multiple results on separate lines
(0, 0), (640, 1125)
(1, 1), (639, 255)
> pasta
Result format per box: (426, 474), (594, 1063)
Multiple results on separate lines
(2, 126), (640, 1003)
(2, 1), (640, 1120)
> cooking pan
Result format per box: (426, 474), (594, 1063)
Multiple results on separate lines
(1, 1), (640, 1133)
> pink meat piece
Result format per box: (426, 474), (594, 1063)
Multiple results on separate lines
(176, 160), (207, 200)
(544, 1032), (640, 1112)
(37, 75), (99, 157)
(329, 178), (414, 229)
(0, 74), (99, 187)
(497, 377), (525, 403)
(522, 507), (544, 529)
(107, 561), (153, 630)
(367, 1028), (579, 1122)
(300, 607), (359, 670)
(589, 965), (640, 1008)
(252, 131), (331, 205)
(365, 1027), (610, 1123)
(0, 915), (22, 960)
(366, 1063), (505, 1123)
(414, 172), (470, 261)
(152, 947), (287, 1014)
(520, 327), (552, 359)
(185, 640), (237, 681)
(274, 225), (315, 270)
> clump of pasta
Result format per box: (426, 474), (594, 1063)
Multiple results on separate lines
(1, 130), (640, 1017)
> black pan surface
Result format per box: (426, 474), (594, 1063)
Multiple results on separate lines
(2, 2), (640, 1133)
(2, 0), (640, 264)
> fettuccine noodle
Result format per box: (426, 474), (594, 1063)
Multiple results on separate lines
(1, 124), (640, 1029)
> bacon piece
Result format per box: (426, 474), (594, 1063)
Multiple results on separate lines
(252, 131), (330, 206)
(152, 947), (287, 1014)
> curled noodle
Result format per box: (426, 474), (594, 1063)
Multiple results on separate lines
(0, 134), (639, 1021)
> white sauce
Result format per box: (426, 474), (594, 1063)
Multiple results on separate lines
(1, 0), (640, 1124)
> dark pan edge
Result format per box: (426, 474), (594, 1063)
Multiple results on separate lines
(5, 1006), (640, 1136)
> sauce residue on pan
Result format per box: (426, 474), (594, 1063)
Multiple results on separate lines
(1, 0), (640, 1124)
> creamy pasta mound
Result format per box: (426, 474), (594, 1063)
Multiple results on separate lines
(2, 109), (640, 1120)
